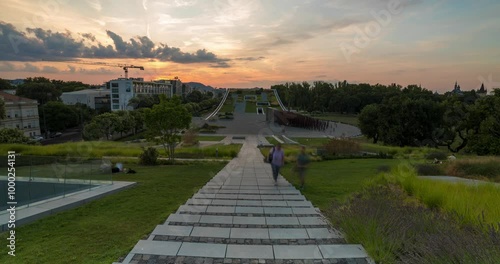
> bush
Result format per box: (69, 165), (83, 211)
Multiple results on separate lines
(446, 157), (500, 181)
(327, 185), (500, 263)
(323, 139), (361, 156)
(182, 129), (199, 146)
(414, 164), (446, 176)
(425, 152), (448, 161)
(139, 147), (159, 165)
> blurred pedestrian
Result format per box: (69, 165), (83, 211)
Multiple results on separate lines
(271, 143), (285, 185)
(296, 146), (310, 189)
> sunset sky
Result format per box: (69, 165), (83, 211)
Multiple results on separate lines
(0, 0), (499, 91)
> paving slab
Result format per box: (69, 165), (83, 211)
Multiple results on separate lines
(264, 207), (293, 215)
(130, 240), (181, 256)
(226, 244), (274, 259)
(191, 227), (231, 238)
(177, 242), (227, 258)
(211, 199), (238, 206)
(318, 244), (368, 258)
(298, 217), (328, 225)
(186, 199), (212, 205)
(273, 245), (323, 259)
(286, 201), (313, 207)
(177, 205), (207, 213)
(292, 207), (319, 215)
(230, 228), (270, 239)
(269, 228), (309, 239)
(206, 206), (236, 213)
(151, 225), (193, 236)
(235, 206), (264, 214)
(233, 216), (266, 225)
(200, 215), (233, 224)
(236, 200), (262, 206)
(266, 216), (300, 226)
(261, 200), (287, 207)
(166, 214), (201, 223)
(307, 228), (342, 239)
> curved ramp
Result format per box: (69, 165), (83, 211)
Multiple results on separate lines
(205, 89), (230, 120)
(272, 89), (288, 111)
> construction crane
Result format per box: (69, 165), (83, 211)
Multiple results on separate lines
(44, 60), (145, 78)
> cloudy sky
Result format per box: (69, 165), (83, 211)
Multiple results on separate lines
(0, 0), (499, 91)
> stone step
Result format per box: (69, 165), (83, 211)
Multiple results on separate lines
(178, 205), (320, 215)
(190, 194), (306, 201)
(165, 214), (328, 226)
(121, 240), (370, 262)
(151, 225), (342, 240)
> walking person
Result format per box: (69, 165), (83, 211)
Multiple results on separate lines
(295, 146), (310, 189)
(271, 143), (285, 186)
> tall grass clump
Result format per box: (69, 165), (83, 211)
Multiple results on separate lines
(386, 163), (500, 230)
(323, 138), (361, 155)
(446, 157), (500, 182)
(327, 184), (500, 264)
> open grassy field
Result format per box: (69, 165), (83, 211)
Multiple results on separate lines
(311, 113), (359, 126)
(0, 163), (226, 264)
(245, 101), (257, 113)
(279, 159), (402, 210)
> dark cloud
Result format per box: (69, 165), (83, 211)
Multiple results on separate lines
(0, 21), (230, 66)
(235, 56), (265, 61)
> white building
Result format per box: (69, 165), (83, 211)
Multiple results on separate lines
(61, 89), (111, 111)
(109, 78), (172, 111)
(0, 91), (41, 137)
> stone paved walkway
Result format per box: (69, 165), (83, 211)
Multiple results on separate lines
(116, 136), (371, 264)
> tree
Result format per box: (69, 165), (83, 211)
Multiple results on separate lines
(0, 78), (12, 90)
(16, 82), (61, 104)
(186, 90), (204, 103)
(114, 110), (135, 137)
(40, 102), (79, 132)
(83, 112), (119, 140)
(358, 104), (380, 143)
(0, 97), (5, 119)
(144, 95), (191, 160)
(0, 128), (32, 144)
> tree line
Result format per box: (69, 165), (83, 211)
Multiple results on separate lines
(272, 80), (498, 155)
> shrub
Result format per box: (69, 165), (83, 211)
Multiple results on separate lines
(182, 129), (199, 146)
(414, 164), (446, 176)
(139, 147), (159, 165)
(446, 157), (500, 181)
(323, 139), (361, 156)
(327, 184), (500, 263)
(425, 152), (448, 161)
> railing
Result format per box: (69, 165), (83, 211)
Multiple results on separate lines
(272, 89), (288, 111)
(0, 155), (113, 211)
(205, 89), (230, 120)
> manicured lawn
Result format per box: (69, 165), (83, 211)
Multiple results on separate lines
(312, 113), (359, 126)
(0, 141), (150, 158)
(219, 101), (234, 113)
(292, 137), (330, 147)
(0, 163), (226, 264)
(245, 101), (257, 113)
(279, 159), (402, 210)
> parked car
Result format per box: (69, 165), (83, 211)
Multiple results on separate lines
(50, 132), (63, 138)
(31, 135), (44, 142)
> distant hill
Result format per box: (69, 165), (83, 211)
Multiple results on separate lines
(186, 82), (216, 92)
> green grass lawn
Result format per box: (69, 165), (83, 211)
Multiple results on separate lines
(312, 113), (359, 126)
(292, 137), (330, 147)
(279, 159), (402, 210)
(245, 101), (257, 113)
(0, 163), (226, 264)
(219, 101), (234, 113)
